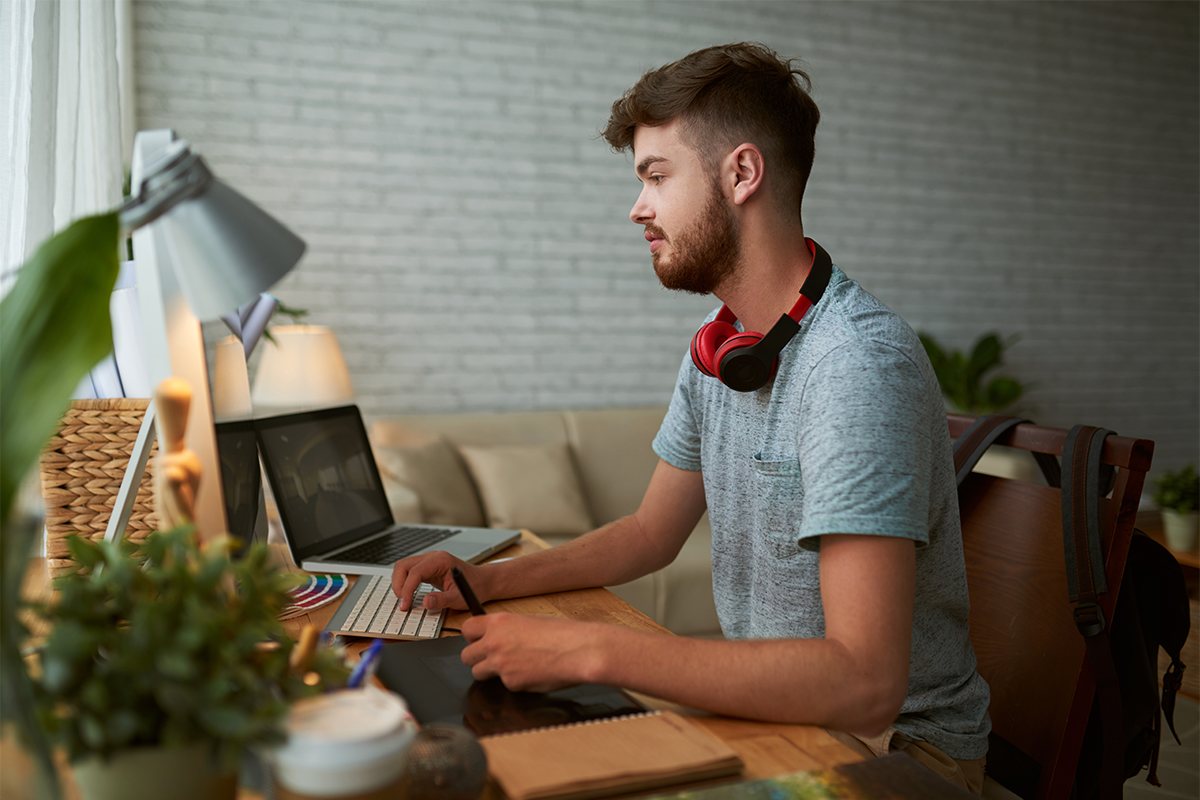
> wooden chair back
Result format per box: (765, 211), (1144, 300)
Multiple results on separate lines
(947, 414), (1153, 799)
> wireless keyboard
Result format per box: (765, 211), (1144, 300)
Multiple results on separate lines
(324, 574), (445, 641)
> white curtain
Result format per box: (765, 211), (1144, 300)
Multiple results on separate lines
(1, 0), (126, 294)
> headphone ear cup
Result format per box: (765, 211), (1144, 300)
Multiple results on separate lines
(713, 331), (764, 372)
(690, 320), (739, 378)
(716, 331), (775, 391)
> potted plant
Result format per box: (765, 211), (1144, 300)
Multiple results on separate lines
(26, 527), (348, 800)
(919, 331), (1040, 482)
(918, 331), (1024, 414)
(1152, 465), (1199, 553)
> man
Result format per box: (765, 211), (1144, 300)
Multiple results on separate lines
(392, 42), (990, 793)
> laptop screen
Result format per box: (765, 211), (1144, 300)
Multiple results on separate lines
(214, 419), (262, 556)
(254, 406), (393, 558)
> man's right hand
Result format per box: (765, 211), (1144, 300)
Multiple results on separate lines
(391, 551), (480, 611)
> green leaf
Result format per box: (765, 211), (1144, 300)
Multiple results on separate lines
(984, 377), (1023, 411)
(65, 536), (104, 570)
(79, 715), (107, 750)
(966, 333), (1004, 382)
(1, 212), (120, 527)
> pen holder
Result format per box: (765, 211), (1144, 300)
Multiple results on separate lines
(267, 688), (416, 800)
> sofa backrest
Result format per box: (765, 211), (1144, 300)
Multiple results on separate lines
(368, 406), (669, 529)
(371, 410), (568, 449)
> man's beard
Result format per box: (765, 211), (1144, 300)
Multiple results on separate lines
(650, 184), (740, 295)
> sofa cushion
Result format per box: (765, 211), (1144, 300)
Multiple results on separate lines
(375, 438), (486, 527)
(565, 407), (665, 524)
(458, 443), (595, 537)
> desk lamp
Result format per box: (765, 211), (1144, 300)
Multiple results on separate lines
(251, 324), (355, 416)
(104, 129), (305, 542)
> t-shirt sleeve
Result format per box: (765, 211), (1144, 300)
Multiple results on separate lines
(652, 354), (703, 472)
(796, 339), (934, 547)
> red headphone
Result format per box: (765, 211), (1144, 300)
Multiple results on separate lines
(689, 238), (833, 392)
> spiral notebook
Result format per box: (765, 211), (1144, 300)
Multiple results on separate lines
(479, 710), (744, 800)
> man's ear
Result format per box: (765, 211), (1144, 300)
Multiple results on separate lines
(726, 144), (765, 206)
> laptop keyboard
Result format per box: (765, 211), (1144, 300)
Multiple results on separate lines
(329, 574), (444, 640)
(336, 526), (458, 564)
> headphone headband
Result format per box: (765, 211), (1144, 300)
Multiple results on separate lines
(784, 238), (832, 322)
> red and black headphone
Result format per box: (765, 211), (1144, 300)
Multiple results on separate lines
(689, 238), (833, 392)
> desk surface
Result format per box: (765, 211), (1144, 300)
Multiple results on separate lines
(277, 532), (865, 787)
(6, 532), (966, 799)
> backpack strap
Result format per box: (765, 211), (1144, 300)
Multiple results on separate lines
(953, 414), (1061, 487)
(1061, 425), (1122, 800)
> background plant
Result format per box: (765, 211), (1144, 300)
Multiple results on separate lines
(28, 527), (348, 767)
(1153, 465), (1199, 514)
(919, 331), (1024, 414)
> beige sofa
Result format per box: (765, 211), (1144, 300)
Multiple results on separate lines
(367, 406), (721, 637)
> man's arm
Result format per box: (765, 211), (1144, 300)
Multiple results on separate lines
(461, 533), (915, 736)
(393, 460), (706, 610)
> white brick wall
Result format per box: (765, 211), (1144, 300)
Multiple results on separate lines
(134, 0), (1199, 474)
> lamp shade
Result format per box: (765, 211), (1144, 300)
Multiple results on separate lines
(211, 336), (254, 421)
(251, 325), (354, 413)
(125, 140), (305, 320)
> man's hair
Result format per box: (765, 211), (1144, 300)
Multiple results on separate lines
(603, 42), (820, 211)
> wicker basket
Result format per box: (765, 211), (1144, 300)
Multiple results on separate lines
(39, 399), (159, 576)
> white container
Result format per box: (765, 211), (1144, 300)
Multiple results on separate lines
(1162, 510), (1199, 554)
(268, 688), (416, 798)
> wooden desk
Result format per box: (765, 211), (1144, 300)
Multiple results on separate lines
(278, 532), (865, 783)
(7, 533), (969, 799)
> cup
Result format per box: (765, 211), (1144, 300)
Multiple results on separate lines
(268, 687), (416, 800)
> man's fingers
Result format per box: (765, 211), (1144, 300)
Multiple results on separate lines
(399, 568), (429, 611)
(461, 615), (488, 640)
(422, 588), (459, 611)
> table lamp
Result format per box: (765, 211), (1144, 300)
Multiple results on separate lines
(251, 324), (355, 415)
(104, 129), (305, 542)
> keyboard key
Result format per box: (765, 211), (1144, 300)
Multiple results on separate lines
(370, 594), (397, 634)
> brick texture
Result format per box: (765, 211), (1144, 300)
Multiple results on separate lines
(133, 0), (1199, 474)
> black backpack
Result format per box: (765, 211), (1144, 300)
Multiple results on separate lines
(953, 416), (1190, 799)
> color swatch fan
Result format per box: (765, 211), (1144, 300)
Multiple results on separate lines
(280, 573), (348, 620)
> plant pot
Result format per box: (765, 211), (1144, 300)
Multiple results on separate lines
(1161, 510), (1199, 554)
(72, 744), (236, 800)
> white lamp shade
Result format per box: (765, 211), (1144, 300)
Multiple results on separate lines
(160, 177), (305, 320)
(251, 325), (354, 413)
(211, 336), (254, 421)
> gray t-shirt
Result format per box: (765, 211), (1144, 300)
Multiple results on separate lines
(652, 265), (991, 760)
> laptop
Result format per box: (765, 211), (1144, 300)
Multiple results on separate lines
(213, 418), (266, 558)
(254, 405), (521, 576)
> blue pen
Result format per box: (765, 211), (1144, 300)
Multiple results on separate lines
(346, 639), (384, 689)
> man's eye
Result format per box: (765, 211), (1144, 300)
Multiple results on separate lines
(651, 175), (665, 185)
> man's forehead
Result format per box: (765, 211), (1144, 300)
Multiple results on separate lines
(632, 121), (684, 169)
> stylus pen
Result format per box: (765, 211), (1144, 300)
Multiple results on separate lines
(451, 567), (487, 616)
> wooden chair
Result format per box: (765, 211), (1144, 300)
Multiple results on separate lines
(947, 414), (1154, 799)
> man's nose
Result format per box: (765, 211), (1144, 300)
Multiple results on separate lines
(629, 187), (653, 224)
